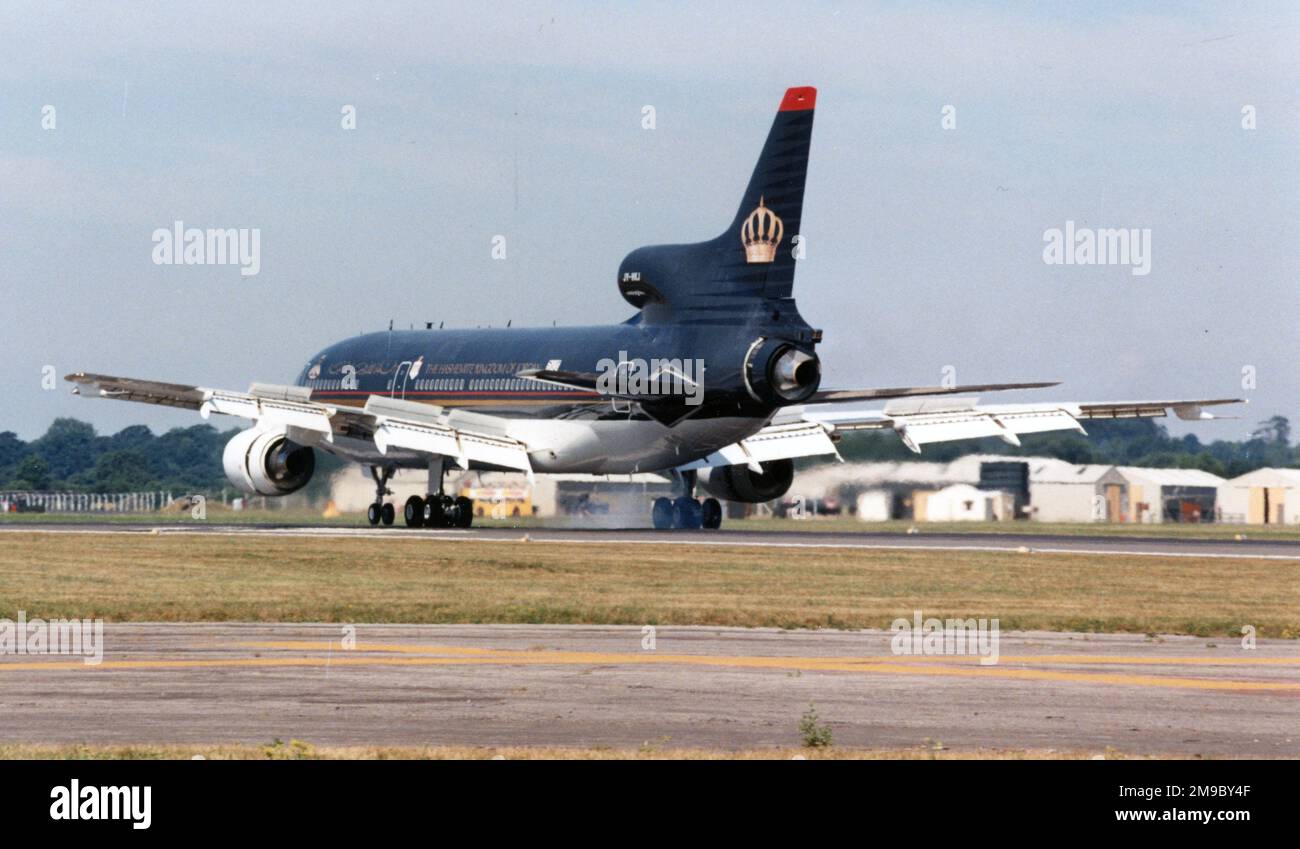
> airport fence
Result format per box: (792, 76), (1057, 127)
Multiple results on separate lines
(0, 491), (175, 514)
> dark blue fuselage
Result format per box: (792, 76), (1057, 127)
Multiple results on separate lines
(297, 310), (817, 423)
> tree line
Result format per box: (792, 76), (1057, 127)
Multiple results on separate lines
(833, 415), (1296, 478)
(0, 414), (1293, 496)
(0, 418), (340, 497)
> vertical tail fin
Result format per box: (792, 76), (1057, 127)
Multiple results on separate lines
(725, 86), (816, 298)
(617, 87), (817, 316)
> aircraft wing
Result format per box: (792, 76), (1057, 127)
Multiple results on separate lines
(682, 396), (1243, 468)
(807, 380), (1060, 403)
(792, 396), (1242, 454)
(64, 372), (536, 475)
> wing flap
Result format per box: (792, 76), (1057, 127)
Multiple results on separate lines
(1074, 399), (1243, 421)
(893, 408), (1087, 452)
(363, 396), (533, 475)
(895, 414), (1019, 452)
(202, 390), (335, 437)
(678, 421), (838, 472)
(991, 408), (1088, 436)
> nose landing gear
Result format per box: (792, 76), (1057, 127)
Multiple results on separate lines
(367, 465), (396, 526)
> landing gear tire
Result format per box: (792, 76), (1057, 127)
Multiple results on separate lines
(673, 496), (703, 530)
(455, 496), (474, 528)
(404, 495), (426, 528)
(651, 497), (674, 530)
(368, 465), (396, 528)
(701, 497), (723, 530)
(423, 496), (445, 528)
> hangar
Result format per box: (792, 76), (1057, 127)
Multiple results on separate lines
(1219, 468), (1300, 525)
(1114, 466), (1225, 524)
(1025, 461), (1129, 523)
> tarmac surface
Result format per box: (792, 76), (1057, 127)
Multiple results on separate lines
(6, 522), (1300, 559)
(1, 624), (1296, 755)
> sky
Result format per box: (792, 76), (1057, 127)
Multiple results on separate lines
(1, 1), (1297, 441)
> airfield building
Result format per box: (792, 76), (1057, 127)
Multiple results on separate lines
(1112, 466), (1226, 524)
(1219, 468), (1300, 525)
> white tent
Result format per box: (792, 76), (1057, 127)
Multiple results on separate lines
(919, 483), (1014, 522)
(1027, 462), (1126, 523)
(1219, 468), (1300, 524)
(1114, 466), (1226, 524)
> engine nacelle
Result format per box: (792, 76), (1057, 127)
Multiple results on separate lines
(699, 458), (795, 503)
(222, 427), (316, 496)
(744, 338), (821, 404)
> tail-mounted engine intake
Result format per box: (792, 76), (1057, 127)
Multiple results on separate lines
(744, 338), (821, 404)
(223, 426), (316, 496)
(699, 458), (795, 503)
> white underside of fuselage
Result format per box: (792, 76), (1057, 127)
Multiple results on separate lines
(319, 415), (768, 476)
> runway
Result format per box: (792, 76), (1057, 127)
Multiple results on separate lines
(1, 624), (1296, 755)
(7, 522), (1300, 559)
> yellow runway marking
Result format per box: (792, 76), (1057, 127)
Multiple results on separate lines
(241, 642), (1300, 667)
(0, 641), (1297, 693)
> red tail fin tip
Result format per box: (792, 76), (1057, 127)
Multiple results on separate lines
(779, 86), (817, 112)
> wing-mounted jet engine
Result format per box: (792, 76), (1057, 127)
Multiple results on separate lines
(222, 426), (316, 496)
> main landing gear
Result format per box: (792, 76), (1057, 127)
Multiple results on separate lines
(652, 470), (723, 530)
(365, 460), (475, 528)
(402, 493), (474, 529)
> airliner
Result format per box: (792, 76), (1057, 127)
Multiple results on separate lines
(67, 86), (1238, 529)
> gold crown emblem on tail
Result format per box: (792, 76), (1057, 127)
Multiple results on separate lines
(741, 196), (783, 264)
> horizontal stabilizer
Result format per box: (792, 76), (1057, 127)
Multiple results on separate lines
(516, 368), (601, 393)
(516, 368), (695, 412)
